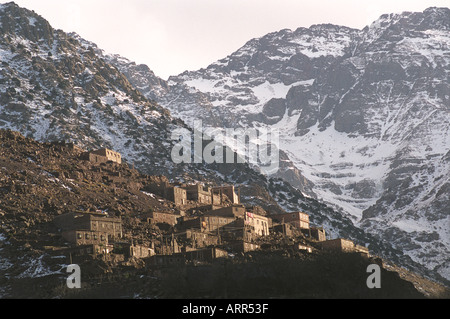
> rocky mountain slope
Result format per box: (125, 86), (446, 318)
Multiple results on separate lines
(0, 1), (344, 235)
(0, 129), (448, 299)
(105, 8), (450, 282)
(0, 2), (266, 193)
(0, 2), (448, 287)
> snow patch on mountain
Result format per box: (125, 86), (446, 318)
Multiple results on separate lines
(134, 8), (450, 283)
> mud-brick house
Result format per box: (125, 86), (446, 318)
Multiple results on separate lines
(177, 205), (246, 233)
(320, 238), (354, 252)
(354, 244), (370, 256)
(184, 247), (228, 262)
(212, 185), (240, 204)
(228, 240), (261, 253)
(130, 244), (155, 258)
(80, 148), (122, 164)
(143, 180), (188, 206)
(182, 229), (219, 248)
(113, 242), (155, 259)
(244, 212), (270, 237)
(80, 151), (109, 164)
(246, 205), (268, 217)
(61, 229), (109, 246)
(204, 205), (246, 218)
(201, 206), (270, 238)
(184, 184), (221, 205)
(159, 235), (182, 256)
(164, 185), (187, 206)
(147, 247), (228, 267)
(309, 226), (327, 241)
(53, 211), (123, 242)
(320, 238), (369, 256)
(64, 244), (117, 263)
(177, 215), (237, 233)
(201, 215), (238, 233)
(146, 211), (181, 227)
(91, 148), (122, 164)
(271, 211), (310, 230)
(271, 223), (299, 237)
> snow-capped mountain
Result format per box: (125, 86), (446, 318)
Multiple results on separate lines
(0, 2), (180, 173)
(0, 2), (448, 286)
(109, 7), (450, 281)
(0, 2), (363, 242)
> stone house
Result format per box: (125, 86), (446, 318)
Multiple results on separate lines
(244, 212), (270, 237)
(90, 148), (122, 164)
(184, 247), (228, 262)
(211, 185), (240, 204)
(320, 238), (369, 256)
(182, 229), (219, 248)
(271, 223), (299, 237)
(246, 205), (268, 217)
(177, 215), (237, 234)
(114, 242), (155, 258)
(309, 226), (327, 241)
(159, 235), (182, 255)
(354, 244), (370, 256)
(228, 240), (261, 253)
(165, 186), (187, 206)
(54, 211), (123, 242)
(184, 184), (221, 204)
(62, 229), (109, 246)
(204, 205), (246, 218)
(143, 180), (188, 206)
(272, 211), (310, 230)
(145, 182), (240, 207)
(63, 244), (116, 263)
(147, 247), (228, 267)
(179, 207), (270, 239)
(80, 151), (110, 165)
(80, 148), (122, 165)
(320, 238), (355, 252)
(146, 211), (181, 227)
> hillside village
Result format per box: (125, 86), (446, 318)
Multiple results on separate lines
(2, 128), (448, 298)
(50, 143), (370, 267)
(0, 1), (449, 299)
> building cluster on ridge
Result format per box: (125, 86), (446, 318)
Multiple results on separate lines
(52, 147), (370, 266)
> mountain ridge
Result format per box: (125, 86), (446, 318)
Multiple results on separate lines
(101, 6), (450, 282)
(0, 1), (448, 287)
(0, 128), (448, 298)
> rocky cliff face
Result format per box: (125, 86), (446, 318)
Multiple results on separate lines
(106, 7), (450, 282)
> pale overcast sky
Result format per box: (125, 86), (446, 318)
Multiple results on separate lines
(10, 0), (450, 79)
